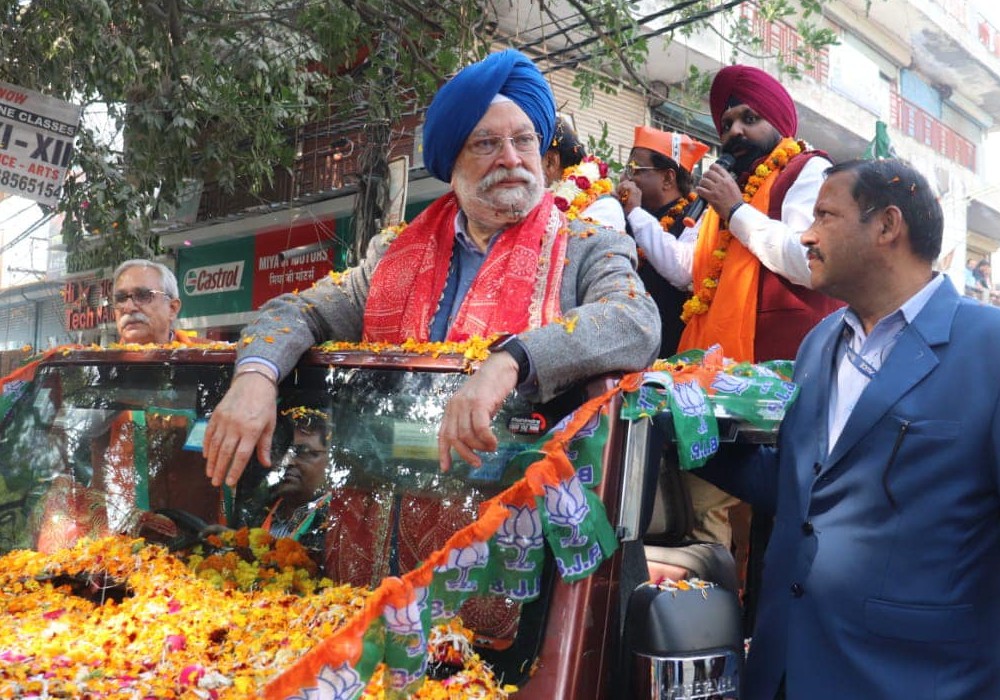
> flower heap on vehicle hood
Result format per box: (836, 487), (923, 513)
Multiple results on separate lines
(0, 532), (515, 699)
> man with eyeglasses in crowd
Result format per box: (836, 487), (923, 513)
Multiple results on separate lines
(202, 49), (659, 489)
(261, 406), (333, 552)
(616, 126), (709, 358)
(112, 259), (203, 345)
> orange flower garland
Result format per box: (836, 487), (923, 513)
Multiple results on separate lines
(0, 535), (514, 698)
(551, 156), (614, 221)
(316, 335), (497, 365)
(658, 194), (697, 232)
(681, 139), (804, 323)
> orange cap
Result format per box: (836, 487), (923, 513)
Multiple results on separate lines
(632, 126), (710, 173)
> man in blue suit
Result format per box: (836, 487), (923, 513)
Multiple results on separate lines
(696, 158), (1000, 699)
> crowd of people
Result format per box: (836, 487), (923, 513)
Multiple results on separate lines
(91, 48), (1000, 699)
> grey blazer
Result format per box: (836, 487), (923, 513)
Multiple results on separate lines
(237, 213), (661, 403)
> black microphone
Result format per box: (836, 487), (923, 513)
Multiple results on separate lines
(682, 153), (737, 228)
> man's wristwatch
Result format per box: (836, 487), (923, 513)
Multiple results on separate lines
(727, 201), (745, 223)
(491, 335), (530, 385)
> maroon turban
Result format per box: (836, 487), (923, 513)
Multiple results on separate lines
(709, 65), (798, 138)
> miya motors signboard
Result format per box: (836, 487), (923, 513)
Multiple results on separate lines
(0, 82), (82, 206)
(250, 219), (339, 308)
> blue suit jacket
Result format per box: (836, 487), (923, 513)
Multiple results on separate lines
(698, 278), (1000, 699)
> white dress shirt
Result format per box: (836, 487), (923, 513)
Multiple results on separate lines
(631, 155), (831, 291)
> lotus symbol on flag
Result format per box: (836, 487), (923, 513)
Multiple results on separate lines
(673, 380), (709, 435)
(712, 373), (751, 395)
(496, 505), (545, 570)
(289, 662), (363, 700)
(440, 540), (489, 592)
(384, 596), (426, 657)
(545, 476), (590, 548)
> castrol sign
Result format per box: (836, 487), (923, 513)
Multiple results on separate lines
(183, 261), (245, 296)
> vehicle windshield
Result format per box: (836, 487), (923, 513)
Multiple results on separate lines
(0, 351), (565, 678)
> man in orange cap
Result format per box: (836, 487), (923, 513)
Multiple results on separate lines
(616, 126), (709, 356)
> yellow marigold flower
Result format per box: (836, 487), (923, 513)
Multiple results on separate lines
(555, 315), (579, 333)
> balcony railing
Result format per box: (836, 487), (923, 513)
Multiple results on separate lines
(739, 2), (976, 172)
(978, 15), (1000, 58)
(929, 0), (1000, 57)
(932, 0), (968, 26)
(196, 111), (423, 222)
(889, 88), (976, 170)
(740, 4), (830, 84)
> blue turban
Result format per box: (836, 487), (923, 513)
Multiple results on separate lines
(422, 49), (556, 182)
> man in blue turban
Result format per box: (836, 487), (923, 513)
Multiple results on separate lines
(204, 49), (659, 486)
(422, 48), (556, 183)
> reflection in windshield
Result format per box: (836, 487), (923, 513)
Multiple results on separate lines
(0, 363), (218, 554)
(0, 359), (544, 646)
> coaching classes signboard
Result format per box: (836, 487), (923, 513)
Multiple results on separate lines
(0, 81), (82, 207)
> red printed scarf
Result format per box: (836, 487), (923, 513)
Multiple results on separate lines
(363, 191), (567, 342)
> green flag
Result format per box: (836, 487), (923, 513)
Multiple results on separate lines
(863, 120), (895, 160)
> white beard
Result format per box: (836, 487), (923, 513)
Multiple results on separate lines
(454, 166), (543, 231)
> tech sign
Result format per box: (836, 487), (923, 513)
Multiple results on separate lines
(0, 81), (82, 206)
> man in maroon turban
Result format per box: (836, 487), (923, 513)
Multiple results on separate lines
(642, 65), (843, 583)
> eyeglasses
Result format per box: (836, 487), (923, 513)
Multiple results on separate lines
(859, 205), (884, 222)
(288, 444), (326, 460)
(466, 131), (541, 157)
(623, 162), (661, 178)
(112, 288), (172, 308)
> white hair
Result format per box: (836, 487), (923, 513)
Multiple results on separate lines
(112, 259), (179, 298)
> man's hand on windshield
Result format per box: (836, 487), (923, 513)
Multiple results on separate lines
(204, 365), (278, 487)
(438, 351), (519, 473)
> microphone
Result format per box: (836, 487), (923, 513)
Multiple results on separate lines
(682, 153), (737, 228)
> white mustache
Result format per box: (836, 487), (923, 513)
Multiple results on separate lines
(477, 166), (537, 194)
(120, 311), (151, 325)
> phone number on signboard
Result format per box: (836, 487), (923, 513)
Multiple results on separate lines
(0, 170), (61, 198)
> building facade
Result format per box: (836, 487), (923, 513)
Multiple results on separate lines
(2, 0), (999, 350)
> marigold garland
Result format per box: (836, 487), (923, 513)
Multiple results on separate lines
(107, 339), (235, 351)
(657, 194), (697, 232)
(680, 139), (804, 323)
(316, 335), (498, 365)
(550, 156), (614, 221)
(0, 534), (513, 698)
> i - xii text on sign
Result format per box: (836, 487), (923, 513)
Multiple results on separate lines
(0, 81), (82, 207)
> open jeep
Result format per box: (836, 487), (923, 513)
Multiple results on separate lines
(0, 346), (779, 698)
